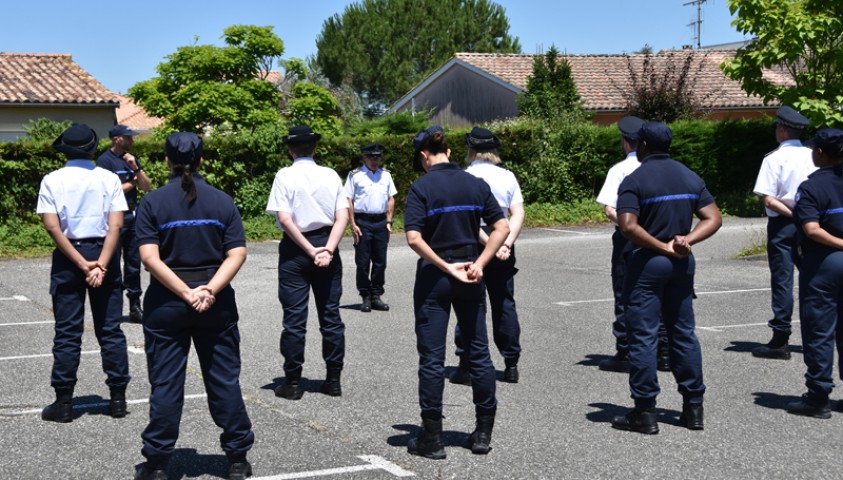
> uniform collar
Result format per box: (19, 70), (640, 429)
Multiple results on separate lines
(809, 165), (840, 178)
(780, 139), (804, 148)
(167, 173), (205, 183)
(469, 160), (494, 168)
(640, 153), (671, 163)
(625, 151), (638, 160)
(293, 157), (316, 165)
(429, 162), (459, 172)
(66, 159), (96, 169)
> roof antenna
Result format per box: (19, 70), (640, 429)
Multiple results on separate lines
(684, 0), (708, 49)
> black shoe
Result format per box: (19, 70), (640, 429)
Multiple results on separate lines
(599, 353), (630, 373)
(320, 377), (342, 397)
(503, 365), (519, 383)
(274, 381), (302, 400)
(407, 418), (446, 460)
(657, 355), (670, 372)
(752, 331), (791, 360)
(110, 399), (127, 418)
(41, 401), (72, 423)
(449, 365), (471, 386)
(129, 298), (143, 324)
(679, 404), (704, 430)
(467, 414), (495, 454)
(135, 466), (168, 480)
(370, 296), (390, 311)
(787, 394), (831, 419)
(360, 296), (372, 312)
(228, 461), (252, 480)
(611, 408), (659, 434)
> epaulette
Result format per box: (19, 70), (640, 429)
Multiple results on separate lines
(763, 149), (776, 158)
(349, 167), (361, 175)
(382, 167), (391, 173)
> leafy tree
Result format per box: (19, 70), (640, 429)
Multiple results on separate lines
(316, 0), (521, 108)
(722, 0), (843, 127)
(129, 25), (285, 132)
(635, 44), (654, 55)
(22, 118), (72, 142)
(517, 46), (584, 121)
(611, 51), (718, 123)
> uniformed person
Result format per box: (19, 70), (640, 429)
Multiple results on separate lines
(451, 127), (524, 385)
(404, 125), (510, 458)
(97, 125), (151, 323)
(788, 128), (843, 419)
(266, 125), (349, 400)
(610, 121), (722, 434)
(36, 124), (131, 423)
(752, 106), (815, 359)
(134, 133), (254, 480)
(344, 143), (397, 312)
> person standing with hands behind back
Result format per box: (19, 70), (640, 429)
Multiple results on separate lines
(98, 125), (151, 323)
(134, 132), (254, 480)
(404, 125), (509, 459)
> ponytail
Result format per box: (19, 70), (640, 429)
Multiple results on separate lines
(172, 163), (197, 203)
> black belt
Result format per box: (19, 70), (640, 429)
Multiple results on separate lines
(301, 226), (332, 237)
(172, 269), (217, 282)
(355, 212), (386, 222)
(434, 244), (478, 260)
(70, 237), (104, 246)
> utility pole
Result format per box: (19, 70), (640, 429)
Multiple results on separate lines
(684, 0), (707, 49)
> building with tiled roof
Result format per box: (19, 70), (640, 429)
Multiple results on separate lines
(114, 94), (163, 134)
(388, 50), (785, 127)
(0, 53), (119, 141)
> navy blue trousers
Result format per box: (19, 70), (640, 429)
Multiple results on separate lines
(624, 249), (705, 408)
(798, 250), (843, 400)
(277, 231), (345, 379)
(354, 218), (389, 298)
(767, 216), (797, 334)
(611, 228), (631, 353)
(49, 241), (129, 390)
(119, 213), (142, 300)
(141, 280), (253, 467)
(415, 258), (496, 418)
(454, 248), (521, 366)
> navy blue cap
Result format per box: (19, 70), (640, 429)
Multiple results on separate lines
(361, 143), (384, 156)
(412, 125), (445, 172)
(283, 125), (321, 145)
(52, 123), (99, 158)
(775, 106), (810, 129)
(618, 116), (645, 139)
(165, 132), (203, 166)
(806, 128), (843, 157)
(108, 124), (140, 138)
(465, 127), (501, 151)
(632, 121), (673, 151)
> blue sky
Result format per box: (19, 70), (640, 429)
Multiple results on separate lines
(1, 0), (748, 94)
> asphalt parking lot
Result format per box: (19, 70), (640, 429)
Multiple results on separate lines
(3, 217), (843, 480)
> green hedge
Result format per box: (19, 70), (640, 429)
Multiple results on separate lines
(0, 118), (778, 225)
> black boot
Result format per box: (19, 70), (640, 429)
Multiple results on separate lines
(407, 417), (446, 460)
(599, 351), (630, 373)
(468, 413), (495, 454)
(611, 408), (659, 434)
(129, 297), (143, 324)
(228, 460), (253, 480)
(752, 330), (791, 360)
(449, 362), (471, 386)
(135, 466), (168, 480)
(110, 387), (127, 418)
(42, 388), (73, 423)
(657, 347), (670, 372)
(370, 295), (390, 311)
(320, 370), (342, 397)
(360, 295), (372, 313)
(679, 403), (704, 430)
(787, 393), (831, 419)
(275, 379), (303, 400)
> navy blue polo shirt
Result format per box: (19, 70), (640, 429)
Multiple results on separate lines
(794, 166), (843, 254)
(135, 175), (245, 270)
(97, 149), (138, 210)
(617, 154), (714, 241)
(404, 162), (504, 251)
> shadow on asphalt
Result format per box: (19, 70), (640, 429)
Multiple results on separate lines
(576, 354), (615, 368)
(387, 423), (471, 449)
(752, 391), (802, 411)
(261, 377), (324, 395)
(134, 448), (229, 480)
(586, 403), (682, 426)
(724, 340), (803, 355)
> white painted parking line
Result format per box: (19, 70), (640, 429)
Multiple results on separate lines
(1, 393), (208, 417)
(0, 350), (100, 361)
(541, 228), (594, 235)
(555, 287), (772, 306)
(0, 295), (30, 301)
(255, 455), (413, 479)
(698, 320), (800, 333)
(0, 321), (53, 327)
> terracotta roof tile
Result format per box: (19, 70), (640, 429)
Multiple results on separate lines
(453, 51), (787, 111)
(0, 53), (117, 105)
(114, 94), (164, 132)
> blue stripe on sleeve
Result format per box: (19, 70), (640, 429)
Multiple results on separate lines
(640, 194), (700, 205)
(158, 219), (227, 231)
(822, 207), (843, 215)
(427, 205), (484, 217)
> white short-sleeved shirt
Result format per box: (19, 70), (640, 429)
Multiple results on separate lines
(266, 157), (347, 232)
(344, 167), (397, 214)
(36, 160), (127, 239)
(596, 153), (640, 215)
(465, 161), (523, 221)
(753, 140), (816, 217)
